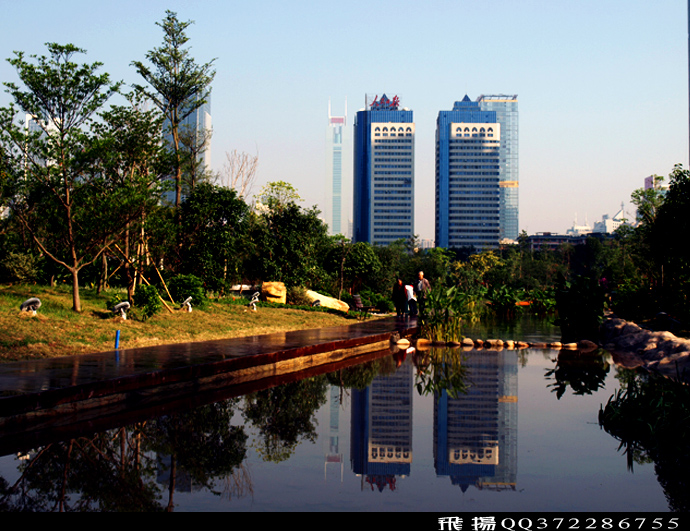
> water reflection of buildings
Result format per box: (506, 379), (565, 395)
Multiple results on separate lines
(325, 385), (344, 481)
(350, 361), (413, 491)
(434, 350), (518, 491)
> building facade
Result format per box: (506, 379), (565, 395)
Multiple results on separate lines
(353, 94), (415, 245)
(326, 100), (347, 236)
(477, 95), (519, 242)
(435, 96), (501, 250)
(162, 97), (212, 204)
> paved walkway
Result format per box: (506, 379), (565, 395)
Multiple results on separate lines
(0, 316), (418, 420)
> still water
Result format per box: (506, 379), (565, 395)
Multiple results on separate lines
(0, 318), (679, 512)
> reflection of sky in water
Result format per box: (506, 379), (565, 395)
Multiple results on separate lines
(0, 317), (672, 512)
(176, 351), (667, 512)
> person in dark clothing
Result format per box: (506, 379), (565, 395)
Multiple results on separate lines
(392, 278), (407, 317)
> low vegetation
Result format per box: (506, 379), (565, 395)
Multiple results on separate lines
(0, 284), (359, 362)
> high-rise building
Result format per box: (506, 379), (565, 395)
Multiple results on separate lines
(353, 94), (415, 245)
(326, 100), (347, 236)
(435, 96), (501, 250)
(162, 97), (212, 204)
(477, 95), (519, 241)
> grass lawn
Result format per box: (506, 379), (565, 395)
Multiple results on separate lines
(0, 284), (368, 362)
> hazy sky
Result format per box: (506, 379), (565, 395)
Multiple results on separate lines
(1, 0), (687, 240)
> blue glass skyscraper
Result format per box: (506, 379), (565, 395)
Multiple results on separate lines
(477, 95), (519, 241)
(435, 96), (500, 250)
(353, 94), (415, 245)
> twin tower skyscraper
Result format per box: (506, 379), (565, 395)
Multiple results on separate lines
(327, 94), (518, 251)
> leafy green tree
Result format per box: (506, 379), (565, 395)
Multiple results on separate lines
(324, 240), (381, 297)
(178, 183), (250, 292)
(132, 10), (216, 207)
(631, 174), (665, 228)
(649, 164), (690, 317)
(0, 43), (132, 311)
(255, 180), (302, 211)
(91, 95), (170, 298)
(247, 184), (330, 288)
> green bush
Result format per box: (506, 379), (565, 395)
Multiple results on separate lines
(1, 252), (39, 283)
(133, 284), (162, 321)
(167, 274), (206, 309)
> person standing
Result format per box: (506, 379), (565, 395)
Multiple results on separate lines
(414, 271), (431, 317)
(392, 278), (407, 317)
(405, 283), (417, 316)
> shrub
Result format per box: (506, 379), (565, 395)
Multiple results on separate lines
(1, 252), (39, 283)
(287, 286), (312, 306)
(133, 284), (162, 321)
(167, 274), (206, 309)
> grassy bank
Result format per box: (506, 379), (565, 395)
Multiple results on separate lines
(0, 284), (363, 362)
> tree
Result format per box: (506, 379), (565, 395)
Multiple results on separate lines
(131, 10), (216, 207)
(0, 43), (128, 311)
(178, 183), (251, 292)
(631, 174), (665, 228)
(217, 149), (259, 198)
(255, 180), (302, 211)
(91, 95), (170, 298)
(649, 164), (690, 315)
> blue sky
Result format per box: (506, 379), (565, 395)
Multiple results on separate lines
(0, 0), (687, 240)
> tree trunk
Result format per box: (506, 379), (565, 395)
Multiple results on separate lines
(71, 268), (81, 312)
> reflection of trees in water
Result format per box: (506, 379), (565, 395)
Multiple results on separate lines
(0, 399), (249, 512)
(413, 348), (469, 399)
(544, 351), (610, 399)
(599, 373), (690, 512)
(242, 376), (328, 463)
(143, 399), (248, 508)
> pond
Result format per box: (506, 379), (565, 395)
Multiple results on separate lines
(0, 316), (685, 512)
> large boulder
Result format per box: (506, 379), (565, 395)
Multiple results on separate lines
(262, 282), (287, 304)
(305, 290), (349, 313)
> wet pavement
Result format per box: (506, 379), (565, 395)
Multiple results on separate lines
(0, 316), (418, 423)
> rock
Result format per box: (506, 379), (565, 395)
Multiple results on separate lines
(262, 282), (287, 304)
(485, 339), (504, 348)
(396, 338), (410, 346)
(462, 337), (474, 346)
(601, 315), (690, 383)
(549, 342), (563, 349)
(504, 340), (515, 349)
(305, 290), (350, 312)
(577, 340), (599, 352)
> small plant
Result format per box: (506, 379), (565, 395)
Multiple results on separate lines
(133, 284), (161, 321)
(420, 285), (473, 343)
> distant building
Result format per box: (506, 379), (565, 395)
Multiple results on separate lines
(435, 96), (501, 251)
(526, 232), (588, 252)
(353, 94), (415, 245)
(477, 95), (519, 241)
(592, 203), (631, 234)
(566, 215), (592, 237)
(326, 100), (347, 237)
(162, 96), (212, 204)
